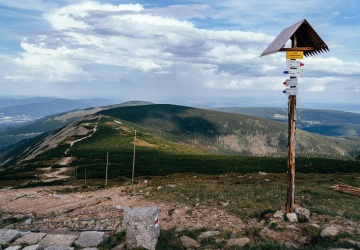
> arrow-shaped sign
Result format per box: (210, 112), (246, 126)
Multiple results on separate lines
(286, 60), (304, 68)
(283, 78), (298, 87)
(283, 88), (298, 96)
(283, 68), (304, 77)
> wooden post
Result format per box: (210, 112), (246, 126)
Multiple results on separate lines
(285, 36), (298, 213)
(286, 93), (296, 213)
(106, 152), (108, 187)
(85, 166), (87, 186)
(132, 130), (137, 186)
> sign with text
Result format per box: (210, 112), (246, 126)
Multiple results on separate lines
(286, 60), (304, 68)
(286, 51), (304, 59)
(283, 78), (298, 87)
(283, 68), (304, 77)
(283, 88), (298, 96)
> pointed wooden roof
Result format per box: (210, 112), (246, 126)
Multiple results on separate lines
(260, 19), (329, 57)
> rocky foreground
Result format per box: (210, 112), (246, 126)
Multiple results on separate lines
(1, 186), (360, 249)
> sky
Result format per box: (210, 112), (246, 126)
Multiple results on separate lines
(1, 0), (360, 110)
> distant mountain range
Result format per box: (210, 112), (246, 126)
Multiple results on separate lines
(212, 107), (360, 138)
(1, 103), (359, 172)
(0, 97), (121, 127)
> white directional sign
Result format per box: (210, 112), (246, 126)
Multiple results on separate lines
(283, 78), (298, 87)
(286, 60), (304, 68)
(283, 68), (304, 77)
(283, 88), (298, 96)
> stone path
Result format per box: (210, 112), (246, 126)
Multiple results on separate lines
(0, 229), (110, 250)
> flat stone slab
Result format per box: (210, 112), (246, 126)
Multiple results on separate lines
(39, 234), (78, 248)
(44, 247), (74, 250)
(0, 229), (21, 245)
(23, 245), (41, 250)
(75, 231), (106, 248)
(14, 233), (47, 245)
(4, 246), (22, 250)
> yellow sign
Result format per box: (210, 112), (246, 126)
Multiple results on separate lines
(286, 51), (304, 59)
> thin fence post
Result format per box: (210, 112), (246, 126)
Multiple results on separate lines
(106, 152), (108, 188)
(132, 130), (137, 186)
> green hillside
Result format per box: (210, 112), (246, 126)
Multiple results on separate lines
(1, 108), (358, 186)
(100, 104), (360, 158)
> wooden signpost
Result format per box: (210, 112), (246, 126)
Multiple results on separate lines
(260, 19), (329, 213)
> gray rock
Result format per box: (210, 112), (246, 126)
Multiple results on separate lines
(4, 246), (22, 250)
(75, 231), (106, 248)
(14, 233), (47, 245)
(112, 243), (125, 250)
(294, 207), (310, 222)
(346, 239), (360, 247)
(180, 236), (200, 248)
(123, 207), (160, 250)
(328, 249), (354, 250)
(286, 213), (298, 223)
(0, 229), (21, 245)
(39, 234), (78, 248)
(23, 244), (41, 250)
(198, 231), (220, 239)
(226, 237), (250, 248)
(44, 247), (74, 250)
(82, 248), (98, 250)
(320, 226), (339, 237)
(273, 210), (285, 220)
(285, 242), (299, 249)
(24, 219), (32, 225)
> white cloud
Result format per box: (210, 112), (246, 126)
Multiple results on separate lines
(1, 0), (360, 105)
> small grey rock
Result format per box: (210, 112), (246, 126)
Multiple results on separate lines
(273, 210), (285, 220)
(226, 237), (250, 248)
(44, 247), (74, 250)
(75, 231), (106, 248)
(180, 236), (200, 248)
(4, 246), (22, 250)
(23, 244), (41, 250)
(198, 231), (220, 239)
(14, 233), (47, 245)
(320, 226), (339, 237)
(286, 213), (298, 223)
(294, 207), (310, 222)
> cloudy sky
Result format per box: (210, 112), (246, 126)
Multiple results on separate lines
(1, 0), (360, 109)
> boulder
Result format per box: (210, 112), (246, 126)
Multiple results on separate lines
(123, 207), (160, 250)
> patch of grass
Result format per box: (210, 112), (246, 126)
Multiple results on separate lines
(12, 179), (66, 189)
